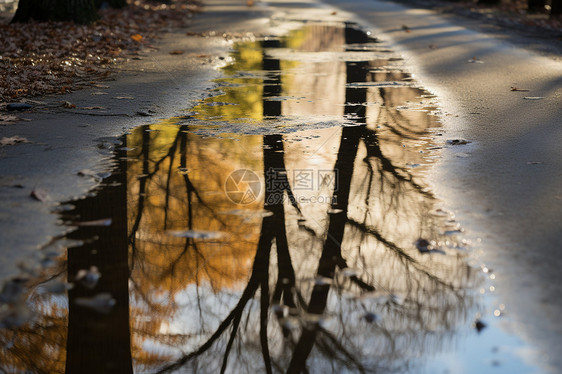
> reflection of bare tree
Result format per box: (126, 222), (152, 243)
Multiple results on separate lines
(153, 39), (476, 373)
(0, 23), (479, 374)
(156, 133), (301, 374)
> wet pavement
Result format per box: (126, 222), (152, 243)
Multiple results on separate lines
(0, 19), (551, 373)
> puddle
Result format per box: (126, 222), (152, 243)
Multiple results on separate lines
(0, 22), (546, 374)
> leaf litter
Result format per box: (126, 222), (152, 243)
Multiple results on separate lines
(0, 0), (202, 103)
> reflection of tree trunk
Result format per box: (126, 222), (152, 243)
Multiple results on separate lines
(263, 135), (298, 309)
(262, 39), (282, 117)
(287, 57), (368, 374)
(66, 139), (133, 374)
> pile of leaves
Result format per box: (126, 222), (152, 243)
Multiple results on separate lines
(0, 0), (201, 103)
(457, 0), (562, 32)
(402, 0), (562, 37)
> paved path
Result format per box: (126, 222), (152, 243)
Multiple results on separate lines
(316, 0), (562, 370)
(1, 0), (561, 370)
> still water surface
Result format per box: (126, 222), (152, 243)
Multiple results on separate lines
(0, 22), (544, 374)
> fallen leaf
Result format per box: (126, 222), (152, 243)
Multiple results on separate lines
(0, 136), (30, 146)
(131, 34), (143, 42)
(416, 238), (431, 253)
(363, 312), (378, 323)
(169, 50), (185, 55)
(474, 319), (487, 333)
(468, 57), (484, 63)
(0, 114), (21, 124)
(82, 106), (106, 110)
(446, 139), (471, 145)
(402, 25), (411, 32)
(75, 266), (101, 289)
(510, 86), (529, 92)
(30, 188), (49, 202)
(62, 101), (76, 108)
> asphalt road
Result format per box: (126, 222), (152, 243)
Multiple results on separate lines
(0, 0), (561, 371)
(319, 0), (562, 370)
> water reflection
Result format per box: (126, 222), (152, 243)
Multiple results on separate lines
(0, 23), (479, 374)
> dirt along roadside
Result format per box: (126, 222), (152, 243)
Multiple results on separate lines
(320, 0), (562, 371)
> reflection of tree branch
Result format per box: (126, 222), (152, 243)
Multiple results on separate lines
(260, 258), (273, 374)
(128, 129), (150, 272)
(179, 130), (227, 227)
(316, 327), (367, 374)
(347, 219), (461, 293)
(377, 87), (429, 139)
(156, 278), (260, 374)
(163, 134), (180, 231)
(362, 128), (432, 198)
(220, 306), (243, 374)
(288, 118), (365, 372)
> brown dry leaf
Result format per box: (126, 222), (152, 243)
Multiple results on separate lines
(30, 188), (49, 202)
(169, 50), (185, 55)
(0, 0), (202, 102)
(0, 114), (20, 124)
(82, 106), (106, 110)
(63, 101), (76, 108)
(511, 86), (530, 92)
(0, 136), (30, 146)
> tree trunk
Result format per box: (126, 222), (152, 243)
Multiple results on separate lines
(527, 0), (546, 12)
(552, 0), (562, 15)
(12, 0), (99, 24)
(95, 0), (127, 9)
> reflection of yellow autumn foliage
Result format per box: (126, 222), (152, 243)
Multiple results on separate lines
(0, 258), (68, 374)
(126, 121), (267, 367)
(194, 41), (264, 121)
(0, 304), (67, 374)
(127, 123), (264, 296)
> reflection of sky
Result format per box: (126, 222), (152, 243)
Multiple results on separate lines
(425, 311), (544, 374)
(126, 23), (549, 374)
